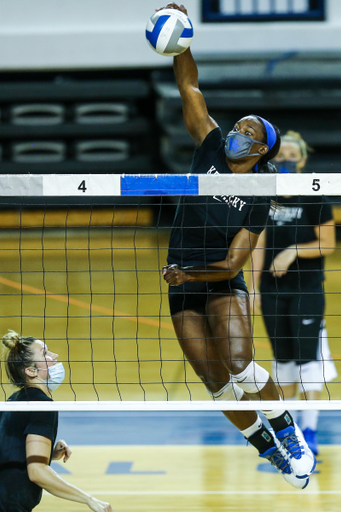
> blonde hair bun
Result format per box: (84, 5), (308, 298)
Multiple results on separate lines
(2, 330), (21, 350)
(285, 130), (303, 141)
(282, 130), (313, 159)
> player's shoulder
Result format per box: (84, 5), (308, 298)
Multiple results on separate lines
(196, 127), (224, 152)
(8, 387), (53, 403)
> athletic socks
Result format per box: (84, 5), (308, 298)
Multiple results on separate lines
(282, 397), (299, 424)
(241, 416), (276, 454)
(265, 411), (294, 433)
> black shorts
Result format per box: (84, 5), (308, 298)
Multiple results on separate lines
(261, 288), (325, 364)
(169, 279), (248, 316)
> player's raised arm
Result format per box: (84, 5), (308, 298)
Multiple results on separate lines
(162, 3), (218, 146)
(174, 48), (218, 146)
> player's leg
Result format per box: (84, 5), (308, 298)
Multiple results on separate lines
(171, 307), (307, 488)
(261, 291), (300, 427)
(207, 289), (315, 478)
(261, 291), (299, 398)
(290, 290), (325, 455)
(207, 289), (282, 400)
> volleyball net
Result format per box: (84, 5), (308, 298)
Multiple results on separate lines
(0, 172), (340, 411)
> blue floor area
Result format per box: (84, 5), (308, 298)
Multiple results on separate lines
(57, 411), (341, 446)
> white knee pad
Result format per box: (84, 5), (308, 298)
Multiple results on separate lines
(206, 381), (244, 401)
(230, 362), (269, 394)
(272, 361), (299, 387)
(298, 361), (323, 393)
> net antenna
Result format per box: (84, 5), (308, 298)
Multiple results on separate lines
(0, 173), (339, 412)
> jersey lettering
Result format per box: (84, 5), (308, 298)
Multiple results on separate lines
(269, 207), (303, 226)
(207, 167), (246, 211)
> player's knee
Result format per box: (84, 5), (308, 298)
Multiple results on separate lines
(230, 362), (269, 393)
(228, 358), (252, 376)
(206, 381), (244, 401)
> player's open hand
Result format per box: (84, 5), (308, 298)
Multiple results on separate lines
(156, 3), (188, 15)
(269, 247), (297, 277)
(52, 439), (72, 463)
(162, 264), (190, 286)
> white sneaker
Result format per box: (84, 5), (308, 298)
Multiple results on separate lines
(259, 443), (309, 489)
(275, 422), (316, 478)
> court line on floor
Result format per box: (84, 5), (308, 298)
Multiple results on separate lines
(88, 490), (341, 496)
(0, 276), (284, 351)
(0, 276), (173, 331)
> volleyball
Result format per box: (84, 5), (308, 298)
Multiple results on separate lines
(146, 8), (194, 57)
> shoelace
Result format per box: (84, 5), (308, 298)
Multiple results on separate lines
(268, 448), (292, 474)
(280, 433), (303, 459)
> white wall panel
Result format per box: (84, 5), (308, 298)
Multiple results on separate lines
(0, 0), (339, 70)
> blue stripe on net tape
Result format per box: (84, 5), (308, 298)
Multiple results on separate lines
(121, 175), (199, 196)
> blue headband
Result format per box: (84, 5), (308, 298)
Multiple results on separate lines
(257, 116), (277, 151)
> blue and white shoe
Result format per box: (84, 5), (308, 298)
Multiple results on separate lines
(259, 443), (309, 489)
(275, 422), (316, 478)
(302, 428), (319, 456)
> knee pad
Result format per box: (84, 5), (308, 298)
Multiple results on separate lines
(272, 361), (299, 387)
(298, 361), (323, 393)
(206, 381), (244, 401)
(230, 362), (269, 394)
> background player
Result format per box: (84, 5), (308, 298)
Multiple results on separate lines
(250, 130), (337, 455)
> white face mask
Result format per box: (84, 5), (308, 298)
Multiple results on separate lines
(38, 362), (65, 391)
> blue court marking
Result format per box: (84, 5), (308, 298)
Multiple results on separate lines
(106, 462), (166, 475)
(56, 411), (341, 446)
(120, 175), (198, 196)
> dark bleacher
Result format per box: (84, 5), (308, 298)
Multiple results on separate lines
(0, 71), (154, 175)
(153, 52), (341, 175)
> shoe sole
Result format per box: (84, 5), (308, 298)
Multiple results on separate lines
(302, 478), (309, 490)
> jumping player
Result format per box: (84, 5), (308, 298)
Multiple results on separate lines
(160, 2), (315, 488)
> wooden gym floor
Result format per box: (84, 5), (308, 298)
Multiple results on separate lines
(0, 219), (340, 511)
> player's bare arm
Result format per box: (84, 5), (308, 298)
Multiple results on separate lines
(157, 3), (218, 146)
(163, 229), (260, 285)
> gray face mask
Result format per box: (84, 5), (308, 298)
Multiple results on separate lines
(276, 160), (297, 174)
(225, 131), (265, 160)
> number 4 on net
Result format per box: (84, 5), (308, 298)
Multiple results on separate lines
(78, 180), (87, 193)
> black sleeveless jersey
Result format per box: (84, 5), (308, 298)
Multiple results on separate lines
(261, 195), (333, 292)
(167, 127), (271, 267)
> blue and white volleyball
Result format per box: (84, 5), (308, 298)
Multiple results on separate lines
(146, 9), (194, 57)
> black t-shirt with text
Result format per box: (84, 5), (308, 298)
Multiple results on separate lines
(261, 195), (333, 292)
(167, 128), (271, 285)
(0, 387), (58, 512)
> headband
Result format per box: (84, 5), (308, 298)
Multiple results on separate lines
(257, 116), (277, 151)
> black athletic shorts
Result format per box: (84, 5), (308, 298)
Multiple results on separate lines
(261, 288), (325, 364)
(169, 279), (248, 316)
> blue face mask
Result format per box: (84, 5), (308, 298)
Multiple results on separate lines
(225, 131), (266, 160)
(276, 160), (298, 174)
